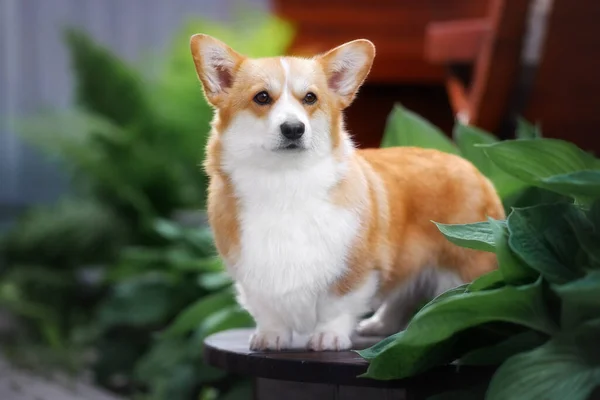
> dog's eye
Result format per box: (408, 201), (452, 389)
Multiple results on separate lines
(303, 92), (317, 105)
(253, 91), (271, 105)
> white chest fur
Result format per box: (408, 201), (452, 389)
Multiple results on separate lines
(223, 153), (364, 335)
(228, 156), (360, 295)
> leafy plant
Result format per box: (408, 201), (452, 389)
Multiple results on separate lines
(1, 10), (293, 400)
(90, 219), (254, 399)
(382, 104), (537, 202)
(361, 111), (600, 399)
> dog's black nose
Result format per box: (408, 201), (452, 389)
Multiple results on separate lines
(280, 121), (305, 140)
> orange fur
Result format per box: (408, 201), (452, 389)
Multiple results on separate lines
(335, 147), (505, 295)
(204, 135), (241, 263)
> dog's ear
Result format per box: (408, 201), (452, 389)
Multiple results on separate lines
(190, 34), (245, 106)
(317, 39), (375, 108)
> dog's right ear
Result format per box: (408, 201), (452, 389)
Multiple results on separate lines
(190, 34), (244, 106)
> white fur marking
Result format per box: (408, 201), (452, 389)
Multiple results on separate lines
(280, 58), (290, 100)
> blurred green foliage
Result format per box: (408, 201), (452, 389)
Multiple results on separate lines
(0, 11), (293, 400)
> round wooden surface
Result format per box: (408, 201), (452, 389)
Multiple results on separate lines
(203, 329), (494, 388)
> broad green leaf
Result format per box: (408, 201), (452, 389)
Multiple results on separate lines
(195, 305), (254, 340)
(185, 228), (218, 256)
(134, 338), (191, 381)
(380, 104), (459, 154)
(488, 217), (538, 284)
(459, 330), (547, 366)
(170, 255), (225, 273)
(564, 204), (600, 267)
(541, 170), (600, 205)
(516, 117), (542, 139)
(487, 319), (600, 400)
(553, 271), (600, 329)
(453, 124), (528, 198)
(359, 279), (557, 379)
(480, 139), (599, 193)
(590, 200), (600, 226)
(97, 280), (174, 329)
(358, 285), (469, 361)
(64, 28), (150, 126)
(468, 270), (505, 292)
(162, 288), (237, 337)
(502, 186), (570, 211)
(434, 221), (496, 252)
(508, 204), (587, 284)
(428, 284), (470, 306)
(492, 174), (530, 201)
(153, 219), (183, 240)
(197, 271), (232, 290)
(453, 124), (498, 177)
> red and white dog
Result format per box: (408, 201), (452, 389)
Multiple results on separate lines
(190, 35), (504, 351)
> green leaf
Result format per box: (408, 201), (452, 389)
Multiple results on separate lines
(459, 330), (547, 366)
(453, 124), (530, 199)
(488, 217), (538, 284)
(433, 221), (496, 252)
(553, 271), (600, 329)
(169, 254), (225, 273)
(184, 228), (218, 256)
(508, 204), (586, 284)
(358, 285), (470, 361)
(487, 319), (600, 400)
(359, 279), (557, 379)
(97, 279), (174, 328)
(541, 170), (600, 205)
(516, 117), (542, 139)
(134, 338), (190, 381)
(380, 104), (459, 154)
(429, 284), (470, 306)
(197, 271), (232, 290)
(195, 305), (254, 341)
(153, 219), (183, 240)
(480, 139), (600, 199)
(162, 288), (237, 337)
(63, 28), (149, 126)
(564, 204), (600, 267)
(502, 186), (570, 211)
(453, 123), (498, 177)
(590, 200), (600, 226)
(468, 269), (505, 292)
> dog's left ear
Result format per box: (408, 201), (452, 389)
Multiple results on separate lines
(190, 34), (245, 107)
(317, 39), (375, 108)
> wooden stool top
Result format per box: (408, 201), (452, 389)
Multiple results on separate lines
(203, 329), (494, 389)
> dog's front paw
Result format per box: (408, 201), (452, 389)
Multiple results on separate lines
(308, 332), (352, 351)
(249, 330), (291, 351)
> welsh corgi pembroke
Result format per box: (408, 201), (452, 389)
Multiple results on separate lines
(190, 34), (504, 352)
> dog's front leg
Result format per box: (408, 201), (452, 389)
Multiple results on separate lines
(307, 312), (355, 351)
(235, 284), (293, 351)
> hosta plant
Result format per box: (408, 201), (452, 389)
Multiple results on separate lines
(362, 105), (600, 400)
